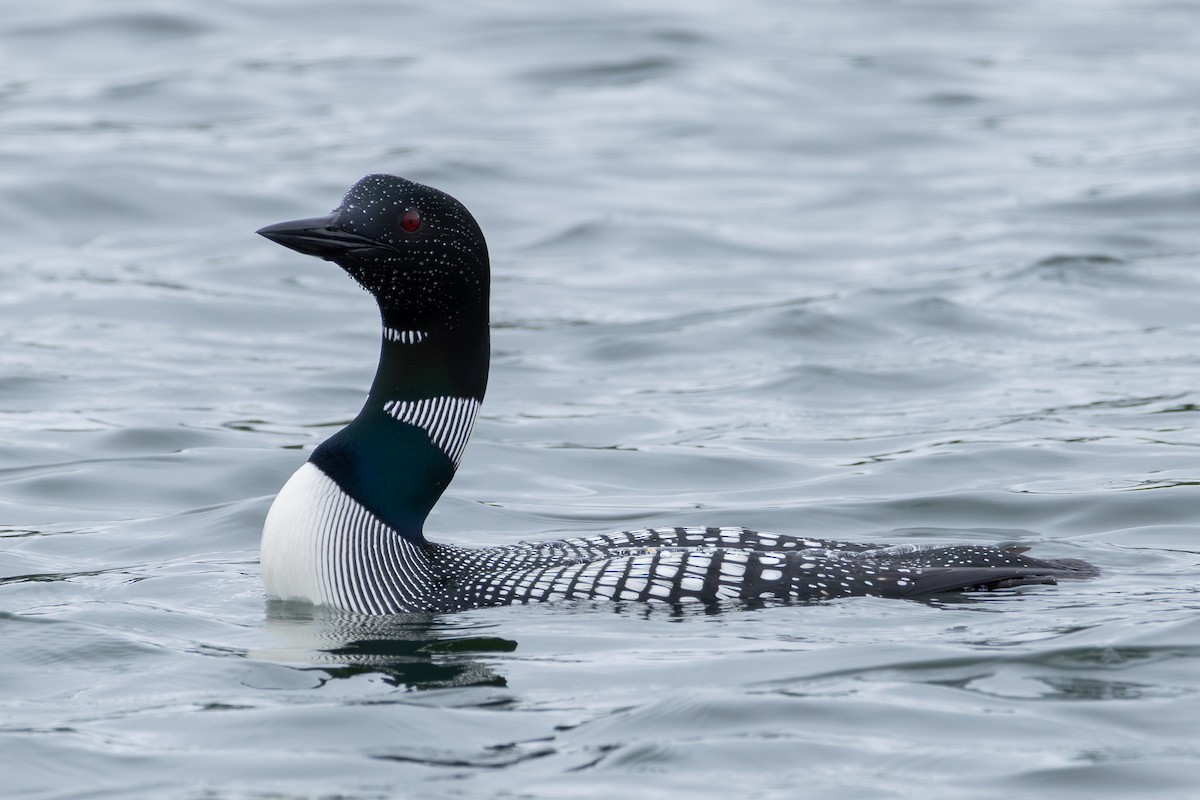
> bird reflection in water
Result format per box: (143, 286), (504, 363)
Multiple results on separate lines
(261, 600), (517, 689)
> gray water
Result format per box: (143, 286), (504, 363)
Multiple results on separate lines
(2, 1), (1199, 797)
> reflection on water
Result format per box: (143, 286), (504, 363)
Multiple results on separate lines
(261, 602), (517, 689)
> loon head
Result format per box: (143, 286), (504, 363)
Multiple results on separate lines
(257, 175), (491, 542)
(257, 174), (489, 338)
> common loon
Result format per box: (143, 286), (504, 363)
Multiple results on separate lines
(257, 174), (1096, 614)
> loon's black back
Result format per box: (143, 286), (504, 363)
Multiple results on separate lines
(257, 174), (1097, 614)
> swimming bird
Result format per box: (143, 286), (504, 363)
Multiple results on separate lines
(257, 174), (1096, 614)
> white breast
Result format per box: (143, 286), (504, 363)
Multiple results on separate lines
(260, 461), (440, 613)
(261, 462), (340, 605)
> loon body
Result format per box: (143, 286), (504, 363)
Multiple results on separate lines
(258, 174), (1095, 614)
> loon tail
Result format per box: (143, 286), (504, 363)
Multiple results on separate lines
(890, 556), (1099, 597)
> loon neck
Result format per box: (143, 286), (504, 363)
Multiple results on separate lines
(366, 316), (489, 409)
(308, 311), (489, 544)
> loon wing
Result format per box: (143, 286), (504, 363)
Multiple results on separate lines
(441, 545), (1096, 607)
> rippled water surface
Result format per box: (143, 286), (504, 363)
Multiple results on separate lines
(3, 1), (1199, 797)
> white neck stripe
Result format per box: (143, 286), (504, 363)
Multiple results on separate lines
(382, 395), (480, 466)
(383, 328), (428, 345)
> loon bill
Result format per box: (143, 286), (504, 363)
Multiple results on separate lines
(256, 174), (1097, 614)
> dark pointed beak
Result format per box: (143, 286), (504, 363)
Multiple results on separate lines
(257, 213), (385, 261)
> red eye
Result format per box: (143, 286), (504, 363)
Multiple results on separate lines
(400, 208), (422, 233)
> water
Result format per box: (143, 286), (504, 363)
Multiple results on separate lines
(2, 1), (1199, 797)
